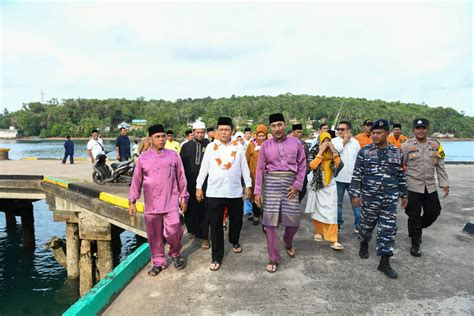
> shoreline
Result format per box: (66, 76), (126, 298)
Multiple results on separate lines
(5, 137), (474, 142)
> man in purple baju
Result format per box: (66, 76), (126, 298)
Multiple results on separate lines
(254, 113), (307, 273)
(129, 124), (189, 276)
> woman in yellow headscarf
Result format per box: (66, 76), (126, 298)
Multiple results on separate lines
(245, 124), (268, 225)
(304, 131), (344, 250)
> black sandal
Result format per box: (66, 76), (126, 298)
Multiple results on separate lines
(148, 265), (164, 276)
(232, 244), (242, 253)
(173, 255), (185, 270)
(266, 261), (278, 273)
(253, 218), (260, 226)
(209, 261), (221, 271)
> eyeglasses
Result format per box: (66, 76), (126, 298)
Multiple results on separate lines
(336, 128), (347, 131)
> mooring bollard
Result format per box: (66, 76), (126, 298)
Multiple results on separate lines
(0, 148), (10, 160)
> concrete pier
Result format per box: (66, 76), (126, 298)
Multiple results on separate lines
(1, 160), (473, 313)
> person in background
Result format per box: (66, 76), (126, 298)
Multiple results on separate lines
(207, 127), (216, 142)
(388, 123), (408, 149)
(243, 127), (252, 149)
(245, 124), (268, 225)
(305, 131), (344, 250)
(62, 135), (74, 164)
(129, 124), (188, 276)
(234, 131), (245, 145)
(180, 121), (211, 250)
(355, 119), (373, 148)
(181, 130), (193, 146)
(254, 113), (306, 273)
(132, 138), (140, 160)
(116, 127), (131, 161)
(138, 137), (150, 155)
(332, 121), (361, 233)
(87, 129), (105, 163)
(165, 130), (181, 153)
(291, 123), (310, 202)
(310, 123), (330, 150)
(402, 118), (449, 257)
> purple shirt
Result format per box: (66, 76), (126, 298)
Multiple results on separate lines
(254, 136), (307, 195)
(129, 149), (189, 214)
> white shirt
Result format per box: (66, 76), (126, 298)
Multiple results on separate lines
(87, 138), (105, 159)
(196, 140), (252, 198)
(332, 136), (360, 183)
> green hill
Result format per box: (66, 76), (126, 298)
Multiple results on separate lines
(1, 94), (473, 138)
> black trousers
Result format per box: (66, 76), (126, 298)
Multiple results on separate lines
(405, 188), (442, 241)
(185, 188), (209, 240)
(252, 202), (261, 218)
(299, 171), (309, 202)
(207, 197), (243, 262)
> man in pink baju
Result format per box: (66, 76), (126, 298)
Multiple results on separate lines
(129, 124), (189, 276)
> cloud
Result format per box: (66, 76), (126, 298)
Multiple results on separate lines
(1, 1), (472, 116)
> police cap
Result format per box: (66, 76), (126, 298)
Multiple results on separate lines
(413, 118), (429, 128)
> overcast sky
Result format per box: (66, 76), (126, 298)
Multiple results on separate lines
(1, 0), (472, 115)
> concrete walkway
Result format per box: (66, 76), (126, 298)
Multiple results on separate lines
(103, 165), (474, 315)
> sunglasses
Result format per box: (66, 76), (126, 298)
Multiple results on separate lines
(336, 128), (347, 131)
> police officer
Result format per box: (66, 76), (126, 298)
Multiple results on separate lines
(402, 118), (449, 257)
(350, 119), (408, 279)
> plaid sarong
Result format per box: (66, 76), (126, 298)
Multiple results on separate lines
(262, 172), (301, 228)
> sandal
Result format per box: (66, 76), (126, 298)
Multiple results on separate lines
(247, 215), (254, 221)
(330, 242), (344, 250)
(147, 265), (164, 276)
(209, 261), (221, 271)
(232, 244), (242, 254)
(314, 234), (323, 242)
(173, 255), (185, 269)
(280, 237), (296, 258)
(286, 247), (296, 258)
(253, 218), (260, 226)
(266, 261), (278, 273)
(201, 240), (210, 250)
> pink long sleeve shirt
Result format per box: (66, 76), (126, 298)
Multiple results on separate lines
(254, 136), (307, 195)
(129, 148), (189, 214)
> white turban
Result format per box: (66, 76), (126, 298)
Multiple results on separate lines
(192, 121), (206, 130)
(234, 131), (244, 139)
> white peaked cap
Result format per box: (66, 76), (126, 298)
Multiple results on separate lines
(192, 121), (206, 130)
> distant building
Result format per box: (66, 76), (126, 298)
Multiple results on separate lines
(0, 126), (19, 139)
(432, 132), (455, 138)
(131, 119), (147, 130)
(117, 121), (131, 129)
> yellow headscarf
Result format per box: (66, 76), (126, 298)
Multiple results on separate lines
(319, 131), (333, 186)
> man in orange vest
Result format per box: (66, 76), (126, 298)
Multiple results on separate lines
(388, 123), (408, 148)
(355, 119), (373, 148)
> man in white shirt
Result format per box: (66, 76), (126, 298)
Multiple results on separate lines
(87, 129), (105, 163)
(332, 121), (361, 233)
(196, 117), (252, 271)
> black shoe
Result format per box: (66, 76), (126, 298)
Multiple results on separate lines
(359, 242), (369, 259)
(377, 255), (398, 279)
(410, 239), (421, 257)
(173, 255), (185, 270)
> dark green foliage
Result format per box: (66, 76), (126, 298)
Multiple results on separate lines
(0, 95), (472, 137)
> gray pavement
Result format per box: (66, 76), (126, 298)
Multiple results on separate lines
(103, 165), (474, 315)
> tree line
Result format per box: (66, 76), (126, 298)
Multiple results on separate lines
(1, 94), (472, 138)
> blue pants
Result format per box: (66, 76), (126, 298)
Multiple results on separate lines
(62, 153), (74, 164)
(358, 194), (398, 256)
(336, 181), (361, 230)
